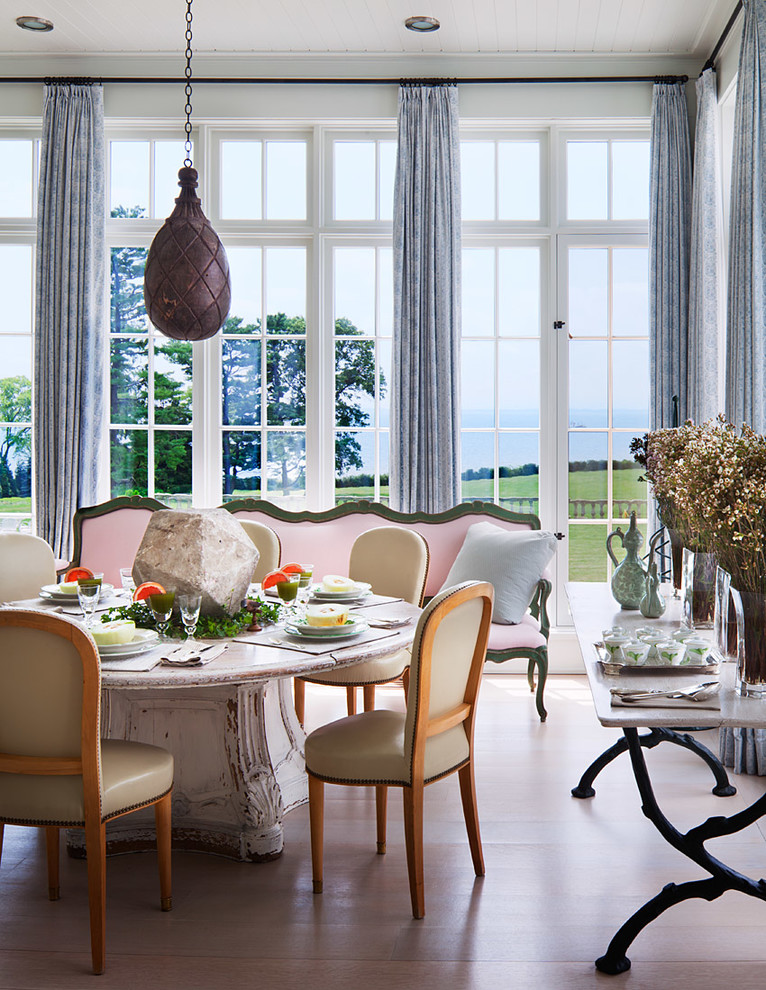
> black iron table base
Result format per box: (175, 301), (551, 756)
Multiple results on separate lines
(593, 727), (766, 976)
(571, 726), (737, 800)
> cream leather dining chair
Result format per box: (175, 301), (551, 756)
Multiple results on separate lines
(305, 580), (494, 919)
(239, 519), (282, 583)
(0, 609), (174, 975)
(293, 526), (429, 724)
(0, 533), (56, 601)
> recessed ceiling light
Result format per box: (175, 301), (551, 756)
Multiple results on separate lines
(405, 15), (440, 32)
(16, 15), (54, 32)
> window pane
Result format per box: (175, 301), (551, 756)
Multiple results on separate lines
(570, 340), (607, 427)
(110, 338), (148, 425)
(266, 142), (306, 220)
(155, 342), (192, 426)
(0, 426), (31, 514)
(568, 248), (608, 336)
(0, 339), (31, 382)
(567, 142), (607, 220)
(0, 246), (33, 334)
(110, 142), (149, 218)
(154, 141), (186, 219)
(613, 432), (647, 519)
(613, 248), (648, 336)
(222, 338), (261, 426)
(221, 141), (262, 219)
(499, 432), (539, 515)
(226, 247), (262, 328)
(612, 340), (649, 429)
(110, 428), (148, 496)
(613, 141), (650, 220)
(155, 430), (192, 504)
(335, 430), (374, 502)
(498, 341), (539, 428)
(222, 430), (261, 500)
(379, 431), (390, 505)
(498, 142), (540, 220)
(265, 248), (305, 318)
(379, 338), (391, 428)
(110, 247), (150, 334)
(267, 340), (305, 425)
(335, 339), (375, 426)
(0, 140), (34, 217)
(569, 524), (608, 581)
(461, 142), (495, 220)
(379, 141), (396, 221)
(379, 249), (393, 337)
(335, 248), (375, 335)
(462, 249), (495, 337)
(569, 432), (607, 520)
(462, 341), (495, 427)
(498, 248), (540, 337)
(266, 431), (306, 504)
(461, 432), (494, 501)
(335, 142), (375, 220)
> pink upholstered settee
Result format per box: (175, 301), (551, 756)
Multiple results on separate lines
(67, 497), (553, 720)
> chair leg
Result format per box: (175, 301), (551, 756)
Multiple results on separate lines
(375, 785), (387, 854)
(346, 686), (357, 715)
(0, 822), (5, 866)
(45, 827), (60, 900)
(154, 791), (173, 911)
(534, 648), (549, 723)
(401, 667), (410, 701)
(527, 657), (536, 692)
(402, 783), (425, 919)
(308, 774), (324, 894)
(294, 677), (306, 725)
(363, 685), (376, 712)
(84, 817), (107, 975)
(458, 762), (485, 877)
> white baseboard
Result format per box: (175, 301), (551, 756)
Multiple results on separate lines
(485, 627), (584, 675)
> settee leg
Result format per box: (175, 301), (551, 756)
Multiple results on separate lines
(534, 649), (548, 722)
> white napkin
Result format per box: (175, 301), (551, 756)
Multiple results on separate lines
(611, 695), (720, 710)
(160, 643), (228, 667)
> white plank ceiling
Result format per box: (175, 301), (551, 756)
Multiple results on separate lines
(0, 0), (741, 60)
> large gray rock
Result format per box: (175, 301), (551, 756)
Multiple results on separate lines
(133, 508), (259, 617)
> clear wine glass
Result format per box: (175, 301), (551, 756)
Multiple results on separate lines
(77, 580), (101, 629)
(149, 592), (175, 640)
(178, 593), (202, 641)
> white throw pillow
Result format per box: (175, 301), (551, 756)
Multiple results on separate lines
(440, 522), (557, 625)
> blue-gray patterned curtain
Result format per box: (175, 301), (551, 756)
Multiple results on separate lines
(34, 83), (105, 559)
(721, 0), (766, 777)
(688, 68), (724, 423)
(391, 83), (461, 513)
(725, 0), (766, 432)
(649, 81), (692, 429)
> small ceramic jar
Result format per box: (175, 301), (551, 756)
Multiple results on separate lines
(672, 628), (696, 643)
(622, 640), (651, 665)
(603, 633), (631, 660)
(655, 640), (687, 666)
(602, 626), (626, 640)
(637, 630), (665, 659)
(684, 636), (711, 663)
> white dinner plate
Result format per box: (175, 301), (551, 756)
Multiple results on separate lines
(283, 616), (369, 640)
(96, 628), (159, 656)
(309, 582), (372, 601)
(40, 582), (115, 602)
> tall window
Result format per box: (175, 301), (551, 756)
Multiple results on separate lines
(561, 135), (650, 585)
(0, 137), (38, 531)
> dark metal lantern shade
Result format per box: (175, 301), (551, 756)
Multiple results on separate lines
(143, 166), (231, 342)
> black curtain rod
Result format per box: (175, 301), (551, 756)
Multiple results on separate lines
(703, 0), (743, 71)
(0, 73), (690, 86)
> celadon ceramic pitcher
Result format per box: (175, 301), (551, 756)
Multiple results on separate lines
(606, 512), (647, 610)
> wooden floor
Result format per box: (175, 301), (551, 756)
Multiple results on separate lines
(3, 674), (766, 989)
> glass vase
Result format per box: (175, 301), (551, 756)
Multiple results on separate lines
(681, 548), (717, 629)
(714, 566), (737, 659)
(667, 527), (684, 593)
(733, 589), (766, 698)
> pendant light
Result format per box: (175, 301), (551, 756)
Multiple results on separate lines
(143, 0), (231, 341)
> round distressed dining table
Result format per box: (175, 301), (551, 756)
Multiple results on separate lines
(73, 601), (420, 862)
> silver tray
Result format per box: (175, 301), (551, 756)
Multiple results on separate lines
(595, 642), (721, 676)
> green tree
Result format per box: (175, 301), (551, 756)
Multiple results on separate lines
(0, 376), (32, 499)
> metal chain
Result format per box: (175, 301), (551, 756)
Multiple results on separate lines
(183, 0), (193, 167)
